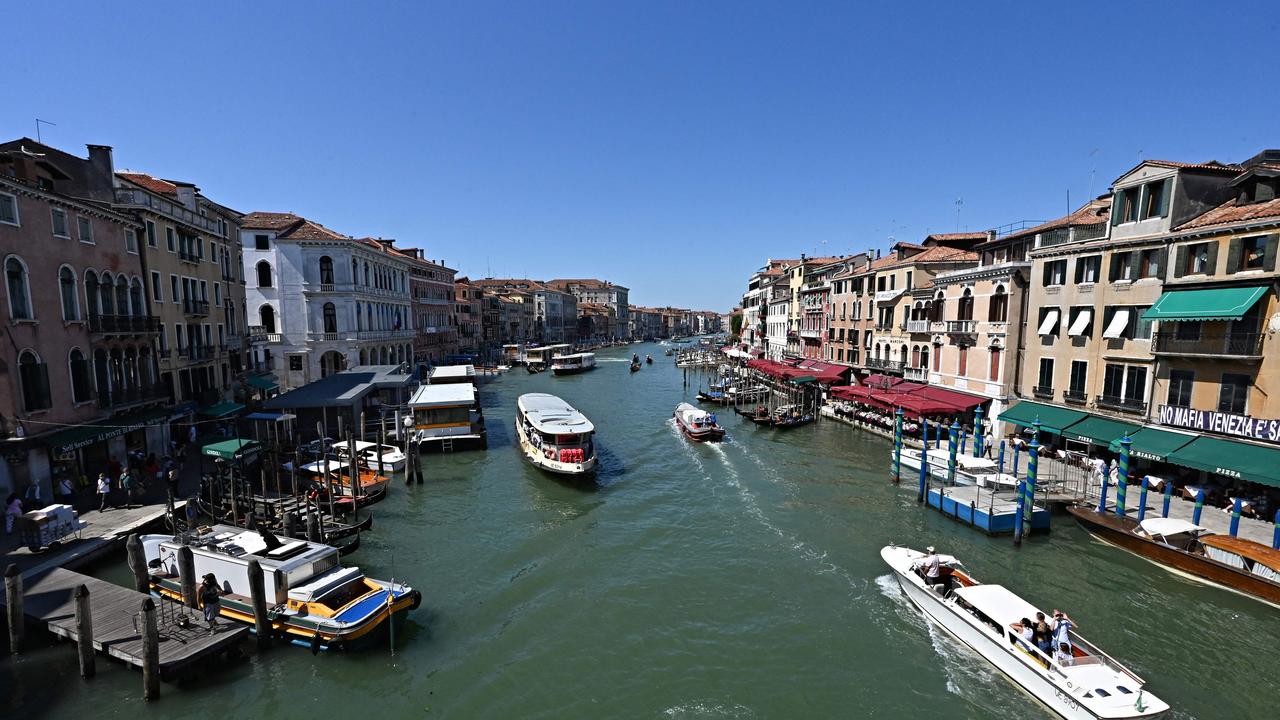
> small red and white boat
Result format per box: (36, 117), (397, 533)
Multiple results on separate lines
(674, 402), (725, 442)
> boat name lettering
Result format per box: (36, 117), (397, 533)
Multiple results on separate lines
(1157, 404), (1280, 445)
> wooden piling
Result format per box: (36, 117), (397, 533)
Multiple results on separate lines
(246, 559), (271, 647)
(74, 584), (95, 678)
(307, 507), (320, 543)
(126, 533), (149, 593)
(5, 563), (22, 654)
(283, 511), (297, 539)
(178, 545), (198, 608)
(141, 598), (160, 700)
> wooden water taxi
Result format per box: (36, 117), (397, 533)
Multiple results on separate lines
(144, 525), (419, 651)
(515, 393), (597, 476)
(882, 545), (1168, 719)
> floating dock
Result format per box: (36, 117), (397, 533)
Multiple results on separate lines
(926, 484), (1051, 535)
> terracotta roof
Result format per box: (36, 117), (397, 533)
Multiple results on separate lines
(1175, 197), (1280, 231)
(925, 232), (986, 242)
(240, 211), (305, 230)
(1144, 159), (1242, 172)
(117, 172), (178, 195)
(991, 196), (1112, 244)
(472, 278), (550, 291)
(279, 219), (347, 241)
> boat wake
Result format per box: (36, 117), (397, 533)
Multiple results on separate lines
(662, 701), (757, 718)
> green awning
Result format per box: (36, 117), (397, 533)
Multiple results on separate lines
(1142, 285), (1268, 321)
(201, 438), (262, 461)
(1063, 415), (1140, 446)
(1166, 436), (1280, 488)
(998, 400), (1088, 436)
(47, 406), (170, 455)
(1107, 427), (1197, 462)
(246, 375), (279, 391)
(198, 401), (245, 418)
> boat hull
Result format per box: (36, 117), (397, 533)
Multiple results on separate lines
(1068, 506), (1280, 609)
(674, 415), (725, 442)
(552, 365), (595, 375)
(514, 419), (597, 477)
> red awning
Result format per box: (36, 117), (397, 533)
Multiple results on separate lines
(859, 374), (906, 389)
(911, 386), (987, 411)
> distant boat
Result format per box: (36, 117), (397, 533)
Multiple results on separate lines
(515, 393), (598, 477)
(335, 440), (407, 473)
(645, 355), (653, 365)
(551, 352), (597, 376)
(674, 402), (725, 442)
(630, 360), (642, 372)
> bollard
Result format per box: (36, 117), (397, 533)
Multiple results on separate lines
(74, 584), (95, 678)
(141, 598), (160, 700)
(1162, 481), (1173, 518)
(1013, 480), (1025, 547)
(1229, 498), (1242, 537)
(5, 564), (23, 654)
(1192, 490), (1205, 525)
(307, 509), (320, 543)
(1137, 477), (1150, 522)
(245, 511), (257, 531)
(126, 534), (149, 593)
(892, 407), (903, 483)
(947, 420), (960, 486)
(247, 559), (271, 647)
(178, 546), (198, 609)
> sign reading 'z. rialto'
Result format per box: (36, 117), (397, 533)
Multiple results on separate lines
(1158, 404), (1280, 445)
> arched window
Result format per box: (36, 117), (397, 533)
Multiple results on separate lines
(6, 256), (33, 320)
(18, 349), (51, 411)
(319, 256), (334, 285)
(60, 266), (80, 321)
(323, 302), (337, 333)
(912, 345), (921, 367)
(363, 261), (370, 286)
(256, 260), (273, 288)
(259, 304), (276, 333)
(93, 348), (109, 396)
(69, 348), (91, 403)
(359, 348), (368, 365)
(921, 345), (931, 372)
(989, 286), (1008, 322)
(958, 288), (974, 321)
(356, 302), (364, 331)
(84, 270), (100, 318)
(352, 258), (359, 284)
(129, 278), (144, 317)
(114, 276), (129, 317)
(99, 272), (115, 315)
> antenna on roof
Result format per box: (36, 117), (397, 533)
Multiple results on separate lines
(35, 118), (56, 144)
(954, 197), (963, 231)
(1087, 148), (1099, 200)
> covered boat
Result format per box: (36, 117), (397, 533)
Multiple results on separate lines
(335, 440), (407, 472)
(882, 545), (1168, 719)
(515, 393), (598, 476)
(551, 352), (597, 375)
(674, 402), (725, 442)
(143, 524), (419, 651)
(1068, 507), (1280, 609)
(895, 448), (1017, 488)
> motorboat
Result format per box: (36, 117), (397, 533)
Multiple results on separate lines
(1068, 508), (1280, 609)
(551, 352), (597, 376)
(515, 393), (598, 476)
(334, 440), (407, 472)
(728, 384), (769, 403)
(696, 389), (727, 404)
(298, 459), (390, 501)
(143, 524), (419, 651)
(674, 403), (725, 442)
(882, 545), (1169, 719)
(895, 447), (1018, 488)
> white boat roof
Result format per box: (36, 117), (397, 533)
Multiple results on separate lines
(675, 402), (710, 419)
(430, 365), (475, 381)
(951, 584), (1044, 628)
(348, 440), (397, 453)
(1139, 517), (1206, 537)
(552, 352), (594, 361)
(409, 383), (477, 408)
(518, 393), (595, 434)
(527, 344), (570, 354)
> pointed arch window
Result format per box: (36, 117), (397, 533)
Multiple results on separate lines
(6, 256), (32, 319)
(60, 266), (80, 320)
(256, 260), (273, 288)
(260, 304), (276, 333)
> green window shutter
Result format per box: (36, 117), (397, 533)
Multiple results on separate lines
(1225, 238), (1242, 275)
(1155, 248), (1168, 279)
(1174, 246), (1188, 278)
(1137, 184), (1151, 220)
(1159, 179), (1173, 217)
(1204, 242), (1219, 276)
(1265, 234), (1279, 272)
(1111, 192), (1124, 226)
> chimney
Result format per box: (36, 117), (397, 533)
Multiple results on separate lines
(84, 144), (115, 201)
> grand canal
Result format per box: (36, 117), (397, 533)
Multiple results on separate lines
(5, 342), (1274, 719)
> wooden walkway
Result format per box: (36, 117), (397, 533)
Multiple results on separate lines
(10, 568), (247, 674)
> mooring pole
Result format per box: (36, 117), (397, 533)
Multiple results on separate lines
(1013, 480), (1026, 547)
(947, 419), (960, 487)
(307, 506), (320, 543)
(1137, 476), (1150, 523)
(247, 558), (271, 647)
(74, 584), (95, 678)
(141, 598), (160, 700)
(1192, 489), (1205, 525)
(892, 407), (903, 483)
(996, 440), (1006, 475)
(1229, 498), (1243, 537)
(1115, 434), (1132, 518)
(5, 564), (23, 654)
(178, 545), (198, 608)
(1024, 420), (1040, 538)
(126, 533), (149, 593)
(1162, 481), (1173, 518)
(916, 421), (929, 503)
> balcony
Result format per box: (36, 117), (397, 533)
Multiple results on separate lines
(1032, 385), (1055, 400)
(930, 321), (947, 333)
(184, 300), (210, 317)
(98, 384), (168, 409)
(186, 345), (212, 361)
(1151, 331), (1264, 359)
(903, 366), (929, 381)
(351, 329), (414, 341)
(246, 326), (282, 344)
(114, 188), (225, 236)
(867, 358), (904, 372)
(178, 249), (201, 264)
(309, 332), (343, 342)
(946, 320), (977, 335)
(799, 328), (822, 340)
(1063, 389), (1087, 404)
(1095, 394), (1147, 415)
(905, 320), (931, 334)
(88, 314), (161, 335)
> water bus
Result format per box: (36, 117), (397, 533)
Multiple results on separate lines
(524, 344), (571, 372)
(515, 393), (598, 476)
(551, 352), (597, 375)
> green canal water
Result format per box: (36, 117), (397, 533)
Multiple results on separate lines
(5, 342), (1275, 719)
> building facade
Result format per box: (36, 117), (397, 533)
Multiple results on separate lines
(548, 279), (629, 340)
(401, 248), (458, 368)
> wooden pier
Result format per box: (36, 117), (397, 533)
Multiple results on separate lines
(6, 567), (248, 676)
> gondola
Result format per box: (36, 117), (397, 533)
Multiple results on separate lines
(527, 364), (544, 374)
(630, 361), (642, 372)
(334, 531), (361, 557)
(645, 355), (653, 364)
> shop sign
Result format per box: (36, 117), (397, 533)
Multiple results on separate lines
(1157, 404), (1280, 446)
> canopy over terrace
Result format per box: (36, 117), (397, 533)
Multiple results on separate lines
(746, 358), (850, 385)
(829, 381), (986, 419)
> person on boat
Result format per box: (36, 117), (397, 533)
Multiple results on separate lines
(1054, 642), (1074, 667)
(199, 573), (222, 635)
(1011, 618), (1037, 653)
(913, 546), (949, 594)
(1051, 609), (1075, 650)
(1032, 612), (1053, 654)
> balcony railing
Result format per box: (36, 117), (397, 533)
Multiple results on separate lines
(930, 321), (947, 333)
(1063, 389), (1087, 404)
(187, 345), (212, 361)
(905, 320), (931, 334)
(351, 329), (414, 341)
(799, 329), (822, 339)
(867, 358), (904, 372)
(1095, 394), (1147, 414)
(178, 249), (201, 264)
(246, 326), (282, 343)
(309, 332), (342, 342)
(946, 320), (977, 334)
(114, 188), (225, 236)
(903, 366), (929, 381)
(88, 314), (161, 334)
(184, 300), (210, 316)
(1033, 385), (1055, 400)
(98, 384), (167, 409)
(1151, 331), (1264, 358)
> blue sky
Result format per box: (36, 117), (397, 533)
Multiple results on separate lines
(6, 2), (1277, 310)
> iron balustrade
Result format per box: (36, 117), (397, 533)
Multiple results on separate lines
(97, 384), (167, 409)
(184, 300), (210, 316)
(1095, 394), (1147, 414)
(1151, 331), (1263, 357)
(88, 314), (161, 334)
(1033, 385), (1055, 399)
(1063, 389), (1087, 404)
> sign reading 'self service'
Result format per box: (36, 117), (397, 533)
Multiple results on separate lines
(1158, 404), (1280, 445)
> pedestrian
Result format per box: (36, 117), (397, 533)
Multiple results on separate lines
(188, 424), (198, 449)
(5, 493), (22, 534)
(166, 468), (180, 500)
(96, 472), (112, 512)
(199, 573), (222, 635)
(56, 476), (76, 506)
(24, 480), (42, 511)
(983, 428), (994, 459)
(119, 467), (136, 508)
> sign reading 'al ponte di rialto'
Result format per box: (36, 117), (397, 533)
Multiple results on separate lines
(1158, 404), (1280, 445)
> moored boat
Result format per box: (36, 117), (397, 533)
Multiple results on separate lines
(769, 404), (813, 428)
(335, 440), (407, 472)
(551, 352), (597, 375)
(1067, 506), (1280, 609)
(882, 545), (1169, 719)
(515, 393), (598, 476)
(408, 383), (487, 451)
(674, 402), (725, 442)
(143, 524), (420, 651)
(298, 459), (390, 501)
(895, 447), (1018, 488)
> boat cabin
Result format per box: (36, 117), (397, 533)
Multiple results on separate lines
(409, 383), (482, 440)
(525, 344), (571, 366)
(518, 393), (595, 461)
(1134, 517), (1207, 552)
(429, 364), (476, 385)
(1200, 535), (1280, 584)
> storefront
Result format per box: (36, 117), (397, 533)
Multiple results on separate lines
(44, 407), (170, 489)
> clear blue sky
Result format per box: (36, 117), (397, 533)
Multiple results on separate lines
(6, 2), (1277, 311)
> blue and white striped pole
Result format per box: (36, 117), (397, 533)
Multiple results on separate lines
(1192, 490), (1205, 525)
(1115, 435), (1131, 518)
(1025, 420), (1040, 536)
(1012, 443), (1021, 478)
(948, 420), (960, 486)
(917, 420), (930, 503)
(1136, 477), (1150, 522)
(1162, 481), (1172, 518)
(1096, 463), (1110, 513)
(1013, 479), (1026, 546)
(892, 407), (904, 483)
(997, 440), (1006, 475)
(1229, 498), (1242, 537)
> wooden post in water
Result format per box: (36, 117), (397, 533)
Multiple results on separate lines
(141, 598), (159, 700)
(891, 407), (903, 483)
(283, 511), (297, 539)
(126, 533), (149, 593)
(178, 545), (198, 608)
(306, 506), (320, 543)
(73, 584), (95, 678)
(360, 411), (366, 442)
(1013, 480), (1026, 547)
(246, 558), (271, 647)
(916, 421), (929, 503)
(5, 564), (22, 654)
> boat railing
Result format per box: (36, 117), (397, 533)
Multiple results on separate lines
(1063, 632), (1145, 685)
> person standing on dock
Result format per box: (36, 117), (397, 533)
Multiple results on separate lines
(119, 467), (136, 509)
(56, 476), (76, 506)
(5, 493), (21, 534)
(200, 573), (222, 635)
(96, 473), (111, 511)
